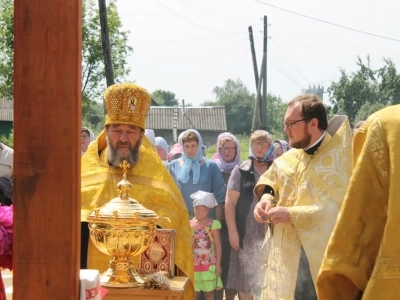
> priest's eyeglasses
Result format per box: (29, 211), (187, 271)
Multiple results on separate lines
(284, 118), (310, 129)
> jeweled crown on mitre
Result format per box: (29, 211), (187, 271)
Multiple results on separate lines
(103, 83), (151, 129)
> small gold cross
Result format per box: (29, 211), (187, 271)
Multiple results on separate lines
(119, 160), (132, 179)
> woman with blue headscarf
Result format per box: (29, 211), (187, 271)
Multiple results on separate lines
(168, 129), (226, 221)
(224, 130), (274, 299)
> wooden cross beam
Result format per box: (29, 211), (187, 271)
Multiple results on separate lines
(13, 0), (82, 299)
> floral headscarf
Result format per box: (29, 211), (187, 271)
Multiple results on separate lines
(213, 132), (241, 173)
(274, 140), (290, 155)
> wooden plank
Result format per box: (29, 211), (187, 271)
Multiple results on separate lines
(13, 0), (82, 299)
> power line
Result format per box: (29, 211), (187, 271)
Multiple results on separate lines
(252, 0), (400, 43)
(270, 37), (309, 84)
(271, 60), (303, 90)
(133, 36), (247, 47)
(179, 0), (246, 25)
(152, 0), (247, 37)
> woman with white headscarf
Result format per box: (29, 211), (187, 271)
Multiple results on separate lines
(81, 127), (95, 156)
(168, 129), (226, 221)
(212, 132), (241, 300)
(155, 136), (169, 167)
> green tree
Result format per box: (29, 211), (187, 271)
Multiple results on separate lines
(0, 0), (133, 116)
(328, 56), (378, 125)
(377, 58), (400, 105)
(355, 102), (385, 123)
(328, 57), (400, 125)
(82, 0), (132, 115)
(266, 94), (286, 140)
(202, 79), (286, 138)
(203, 79), (255, 135)
(0, 0), (14, 98)
(0, 128), (13, 148)
(82, 101), (105, 135)
(151, 90), (179, 106)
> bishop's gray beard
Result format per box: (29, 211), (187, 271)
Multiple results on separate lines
(107, 138), (141, 168)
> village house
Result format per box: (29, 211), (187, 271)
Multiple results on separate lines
(0, 98), (13, 139)
(146, 105), (227, 146)
(0, 99), (227, 147)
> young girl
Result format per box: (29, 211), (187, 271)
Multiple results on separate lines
(190, 191), (222, 300)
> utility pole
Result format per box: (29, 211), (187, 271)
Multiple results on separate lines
(251, 53), (266, 132)
(173, 105), (178, 143)
(98, 0), (114, 88)
(248, 26), (259, 89)
(261, 15), (268, 130)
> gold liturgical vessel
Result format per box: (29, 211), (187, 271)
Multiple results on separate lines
(87, 160), (159, 288)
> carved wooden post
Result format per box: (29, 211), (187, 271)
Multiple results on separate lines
(13, 0), (82, 299)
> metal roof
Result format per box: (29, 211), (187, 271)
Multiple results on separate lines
(0, 99), (227, 131)
(146, 106), (227, 131)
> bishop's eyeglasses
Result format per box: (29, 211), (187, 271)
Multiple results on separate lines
(284, 118), (310, 129)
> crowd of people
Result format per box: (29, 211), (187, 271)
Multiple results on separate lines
(3, 81), (399, 300)
(78, 85), (399, 300)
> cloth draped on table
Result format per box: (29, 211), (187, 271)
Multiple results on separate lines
(254, 115), (353, 300)
(81, 130), (194, 296)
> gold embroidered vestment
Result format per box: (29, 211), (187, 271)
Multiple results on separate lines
(317, 105), (400, 300)
(81, 130), (194, 291)
(254, 116), (353, 300)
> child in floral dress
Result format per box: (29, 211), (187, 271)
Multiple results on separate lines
(190, 191), (222, 300)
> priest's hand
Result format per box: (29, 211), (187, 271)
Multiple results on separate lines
(254, 194), (274, 223)
(266, 206), (290, 224)
(229, 231), (240, 250)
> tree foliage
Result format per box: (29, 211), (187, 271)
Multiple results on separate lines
(203, 79), (255, 135)
(266, 94), (286, 140)
(0, 0), (133, 116)
(355, 102), (385, 123)
(328, 56), (400, 125)
(82, 0), (132, 111)
(151, 90), (179, 106)
(0, 0), (14, 98)
(203, 78), (286, 139)
(0, 128), (13, 148)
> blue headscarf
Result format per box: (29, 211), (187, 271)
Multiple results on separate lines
(248, 130), (275, 162)
(248, 144), (274, 162)
(178, 129), (204, 184)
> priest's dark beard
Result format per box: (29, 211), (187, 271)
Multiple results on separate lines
(290, 127), (312, 149)
(107, 137), (141, 167)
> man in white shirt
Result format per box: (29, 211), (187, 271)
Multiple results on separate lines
(0, 142), (13, 179)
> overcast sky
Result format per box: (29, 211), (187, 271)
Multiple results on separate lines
(115, 0), (400, 105)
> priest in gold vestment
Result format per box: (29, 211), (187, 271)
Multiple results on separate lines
(317, 104), (400, 299)
(80, 83), (194, 291)
(253, 94), (353, 300)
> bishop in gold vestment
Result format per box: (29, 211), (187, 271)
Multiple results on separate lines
(81, 83), (194, 292)
(317, 104), (400, 300)
(254, 115), (353, 299)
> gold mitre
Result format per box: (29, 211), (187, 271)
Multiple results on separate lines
(104, 83), (151, 129)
